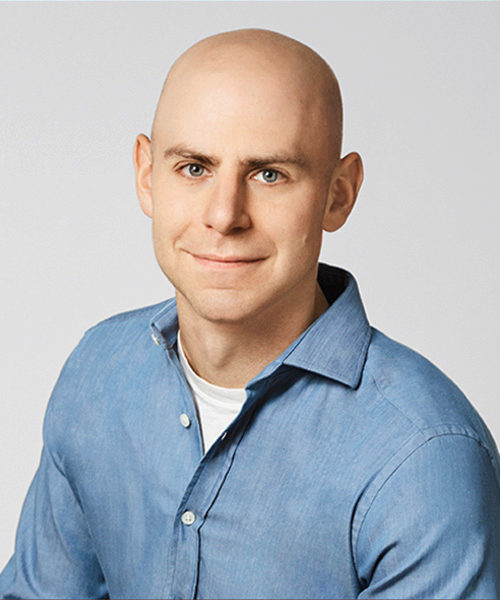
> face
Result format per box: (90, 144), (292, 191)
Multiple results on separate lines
(135, 56), (353, 326)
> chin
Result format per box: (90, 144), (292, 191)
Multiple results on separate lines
(180, 287), (268, 325)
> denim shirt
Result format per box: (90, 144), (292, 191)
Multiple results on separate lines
(1, 264), (500, 599)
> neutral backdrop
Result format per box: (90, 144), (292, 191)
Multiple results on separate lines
(1, 1), (499, 567)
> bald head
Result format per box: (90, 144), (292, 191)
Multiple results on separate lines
(134, 28), (363, 333)
(151, 29), (343, 165)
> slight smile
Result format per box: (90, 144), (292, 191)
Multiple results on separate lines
(190, 253), (265, 269)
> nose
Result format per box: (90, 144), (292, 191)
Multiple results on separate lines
(202, 170), (251, 235)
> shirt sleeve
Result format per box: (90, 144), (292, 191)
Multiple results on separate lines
(355, 433), (500, 599)
(0, 345), (108, 599)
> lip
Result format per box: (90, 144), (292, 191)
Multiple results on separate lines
(190, 253), (264, 269)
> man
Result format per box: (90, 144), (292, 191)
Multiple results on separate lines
(1, 28), (499, 599)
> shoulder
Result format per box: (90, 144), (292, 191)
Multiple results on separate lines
(347, 325), (500, 498)
(357, 328), (500, 506)
(353, 330), (500, 569)
(64, 296), (175, 377)
(42, 300), (173, 456)
(83, 298), (172, 344)
(353, 327), (500, 498)
(50, 299), (173, 380)
(363, 327), (494, 448)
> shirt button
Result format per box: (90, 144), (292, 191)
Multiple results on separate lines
(179, 413), (191, 428)
(181, 510), (196, 526)
(151, 333), (161, 346)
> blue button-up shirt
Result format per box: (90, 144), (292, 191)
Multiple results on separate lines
(2, 264), (500, 599)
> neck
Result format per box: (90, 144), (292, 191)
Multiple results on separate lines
(177, 282), (329, 388)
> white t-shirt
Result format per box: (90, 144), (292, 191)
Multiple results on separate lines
(177, 331), (247, 453)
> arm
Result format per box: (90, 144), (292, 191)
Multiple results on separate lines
(355, 433), (500, 599)
(0, 346), (108, 599)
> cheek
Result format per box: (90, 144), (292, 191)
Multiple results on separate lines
(272, 198), (325, 253)
(150, 187), (193, 249)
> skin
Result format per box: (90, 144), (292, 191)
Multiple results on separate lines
(134, 29), (363, 387)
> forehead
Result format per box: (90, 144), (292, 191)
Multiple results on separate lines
(154, 55), (329, 161)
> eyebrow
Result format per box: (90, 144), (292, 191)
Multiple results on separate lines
(162, 144), (308, 170)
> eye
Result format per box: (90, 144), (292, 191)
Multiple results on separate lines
(254, 169), (282, 184)
(180, 163), (206, 178)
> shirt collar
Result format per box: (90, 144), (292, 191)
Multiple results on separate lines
(281, 264), (371, 388)
(150, 263), (371, 389)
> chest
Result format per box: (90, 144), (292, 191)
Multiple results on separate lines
(67, 372), (381, 598)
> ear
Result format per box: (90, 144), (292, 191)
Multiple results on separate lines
(134, 134), (153, 218)
(322, 152), (364, 232)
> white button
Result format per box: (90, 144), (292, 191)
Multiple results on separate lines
(151, 333), (161, 346)
(179, 413), (191, 428)
(181, 510), (196, 526)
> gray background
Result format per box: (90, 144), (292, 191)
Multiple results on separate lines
(1, 1), (499, 567)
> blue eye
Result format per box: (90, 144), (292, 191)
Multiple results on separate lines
(256, 169), (280, 183)
(183, 164), (205, 177)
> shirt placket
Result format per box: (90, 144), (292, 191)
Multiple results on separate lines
(165, 426), (246, 599)
(163, 376), (262, 599)
(157, 338), (278, 599)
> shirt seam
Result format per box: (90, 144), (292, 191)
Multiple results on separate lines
(365, 365), (497, 463)
(351, 366), (495, 580)
(352, 431), (492, 585)
(366, 367), (427, 434)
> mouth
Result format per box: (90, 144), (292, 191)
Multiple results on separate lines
(190, 253), (265, 270)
